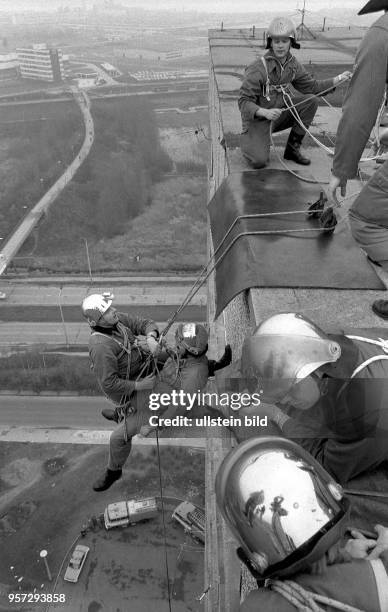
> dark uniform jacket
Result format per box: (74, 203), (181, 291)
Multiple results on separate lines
(238, 50), (334, 132)
(88, 312), (158, 406)
(282, 331), (388, 483)
(149, 353), (210, 419)
(240, 556), (388, 611)
(333, 12), (388, 183)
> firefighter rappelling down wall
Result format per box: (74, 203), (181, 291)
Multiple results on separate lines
(81, 293), (231, 492)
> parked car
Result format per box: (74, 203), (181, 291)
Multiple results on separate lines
(104, 497), (158, 530)
(64, 544), (89, 582)
(172, 501), (205, 544)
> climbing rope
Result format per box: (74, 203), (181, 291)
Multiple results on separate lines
(280, 87), (386, 163)
(268, 579), (365, 612)
(155, 428), (173, 612)
(269, 121), (327, 184)
(160, 180), (364, 338)
(161, 203), (343, 337)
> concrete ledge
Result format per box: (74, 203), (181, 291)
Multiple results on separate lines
(0, 390), (94, 396)
(0, 427), (207, 446)
(248, 287), (388, 329)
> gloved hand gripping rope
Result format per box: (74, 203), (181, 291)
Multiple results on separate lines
(307, 191), (337, 234)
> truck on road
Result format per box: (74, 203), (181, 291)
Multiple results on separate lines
(172, 501), (205, 543)
(104, 497), (158, 530)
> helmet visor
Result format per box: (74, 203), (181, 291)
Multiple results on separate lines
(216, 438), (346, 576)
(241, 334), (339, 400)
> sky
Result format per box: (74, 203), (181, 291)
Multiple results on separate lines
(0, 0), (370, 12)
(123, 0), (364, 11)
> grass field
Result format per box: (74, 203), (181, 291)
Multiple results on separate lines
(0, 100), (84, 242)
(28, 175), (208, 274)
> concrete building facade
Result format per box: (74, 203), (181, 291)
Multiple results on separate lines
(17, 44), (65, 82)
(0, 53), (19, 81)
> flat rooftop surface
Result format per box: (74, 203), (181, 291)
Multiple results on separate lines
(209, 28), (388, 329)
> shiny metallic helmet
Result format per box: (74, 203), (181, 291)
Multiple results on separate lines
(266, 16), (300, 49)
(215, 437), (349, 578)
(241, 313), (341, 402)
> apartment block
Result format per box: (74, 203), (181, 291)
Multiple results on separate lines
(17, 44), (65, 82)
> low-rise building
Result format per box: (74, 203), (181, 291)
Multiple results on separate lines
(0, 53), (19, 81)
(100, 62), (121, 78)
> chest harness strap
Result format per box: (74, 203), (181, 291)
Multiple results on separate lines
(261, 56), (271, 101)
(91, 325), (138, 420)
(345, 335), (388, 378)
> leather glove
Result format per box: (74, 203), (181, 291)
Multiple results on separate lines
(146, 335), (159, 355)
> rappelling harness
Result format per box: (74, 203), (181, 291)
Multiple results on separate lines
(90, 321), (156, 426)
(260, 55), (294, 102)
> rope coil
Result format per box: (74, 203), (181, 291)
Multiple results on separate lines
(268, 579), (365, 612)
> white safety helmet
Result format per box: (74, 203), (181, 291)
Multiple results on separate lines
(81, 292), (114, 326)
(241, 313), (341, 400)
(266, 16), (300, 50)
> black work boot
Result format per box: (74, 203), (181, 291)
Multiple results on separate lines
(93, 468), (122, 492)
(101, 408), (120, 423)
(372, 299), (388, 320)
(284, 132), (311, 165)
(208, 344), (232, 377)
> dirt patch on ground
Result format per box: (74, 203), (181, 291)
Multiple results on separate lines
(159, 127), (208, 163)
(0, 458), (42, 513)
(0, 442), (205, 612)
(43, 456), (68, 476)
(1, 458), (41, 487)
(0, 500), (38, 537)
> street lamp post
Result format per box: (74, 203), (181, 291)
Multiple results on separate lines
(83, 238), (93, 283)
(58, 287), (69, 348)
(39, 550), (52, 582)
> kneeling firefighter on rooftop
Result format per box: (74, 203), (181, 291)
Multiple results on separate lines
(238, 16), (351, 169)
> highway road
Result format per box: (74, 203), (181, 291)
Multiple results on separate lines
(0, 303), (205, 322)
(0, 82), (208, 107)
(0, 321), (190, 346)
(0, 280), (206, 346)
(0, 396), (110, 428)
(0, 396), (206, 447)
(0, 281), (206, 307)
